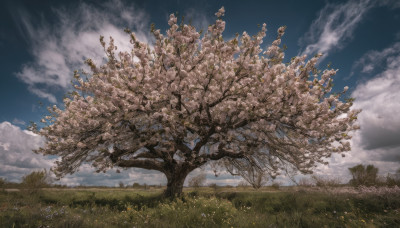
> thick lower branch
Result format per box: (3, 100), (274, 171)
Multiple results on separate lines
(193, 126), (215, 153)
(134, 152), (160, 159)
(176, 140), (192, 157)
(200, 144), (245, 161)
(207, 149), (244, 160)
(117, 159), (164, 173)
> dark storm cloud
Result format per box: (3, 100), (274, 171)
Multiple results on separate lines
(373, 147), (400, 163)
(361, 124), (400, 150)
(352, 43), (400, 153)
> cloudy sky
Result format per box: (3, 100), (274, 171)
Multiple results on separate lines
(1, 0), (399, 186)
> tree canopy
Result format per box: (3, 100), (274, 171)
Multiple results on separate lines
(34, 7), (360, 197)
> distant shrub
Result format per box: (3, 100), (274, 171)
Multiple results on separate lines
(52, 184), (68, 188)
(208, 183), (218, 191)
(297, 177), (314, 187)
(311, 175), (342, 187)
(22, 170), (52, 189)
(226, 165), (269, 190)
(271, 182), (280, 190)
(237, 180), (249, 188)
(188, 173), (206, 188)
(132, 182), (141, 188)
(374, 175), (387, 186)
(348, 164), (378, 186)
(22, 170), (52, 194)
(0, 177), (6, 189)
(248, 171), (269, 190)
(386, 172), (400, 187)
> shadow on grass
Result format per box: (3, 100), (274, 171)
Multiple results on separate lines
(39, 192), (166, 211)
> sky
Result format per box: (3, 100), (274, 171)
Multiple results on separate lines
(0, 0), (400, 187)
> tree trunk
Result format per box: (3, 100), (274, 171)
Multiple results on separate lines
(163, 169), (190, 198)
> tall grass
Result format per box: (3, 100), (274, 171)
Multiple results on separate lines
(1, 187), (399, 227)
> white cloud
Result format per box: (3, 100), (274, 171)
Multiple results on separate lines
(58, 165), (165, 187)
(0, 142), (10, 151)
(0, 121), (51, 182)
(310, 133), (400, 184)
(378, 0), (400, 9)
(185, 166), (244, 186)
(351, 42), (400, 76)
(11, 118), (26, 126)
(304, 42), (400, 182)
(299, 0), (373, 61)
(14, 0), (150, 103)
(352, 50), (400, 151)
(0, 121), (167, 186)
(183, 8), (212, 32)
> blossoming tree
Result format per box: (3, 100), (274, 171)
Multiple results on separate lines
(35, 7), (360, 197)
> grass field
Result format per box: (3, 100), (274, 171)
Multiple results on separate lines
(1, 186), (399, 227)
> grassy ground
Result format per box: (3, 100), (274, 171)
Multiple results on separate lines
(1, 186), (399, 227)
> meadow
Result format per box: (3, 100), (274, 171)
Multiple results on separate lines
(1, 185), (399, 227)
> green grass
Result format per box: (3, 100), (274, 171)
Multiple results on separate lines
(0, 187), (399, 227)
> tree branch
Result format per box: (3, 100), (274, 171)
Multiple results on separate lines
(117, 158), (165, 172)
(204, 143), (244, 161)
(193, 126), (215, 154)
(176, 140), (192, 155)
(134, 152), (160, 159)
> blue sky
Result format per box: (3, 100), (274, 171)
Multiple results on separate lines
(1, 0), (400, 186)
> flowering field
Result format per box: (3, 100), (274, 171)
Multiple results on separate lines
(1, 186), (399, 227)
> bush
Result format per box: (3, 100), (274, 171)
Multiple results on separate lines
(311, 175), (342, 187)
(208, 183), (219, 191)
(271, 182), (281, 190)
(237, 180), (249, 188)
(22, 170), (52, 192)
(348, 164), (378, 186)
(386, 169), (400, 187)
(387, 174), (400, 186)
(297, 177), (314, 187)
(188, 173), (206, 188)
(233, 167), (269, 190)
(0, 177), (6, 189)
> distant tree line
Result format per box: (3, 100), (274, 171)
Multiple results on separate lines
(1, 165), (399, 191)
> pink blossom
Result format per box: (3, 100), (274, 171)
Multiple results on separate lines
(34, 8), (360, 194)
